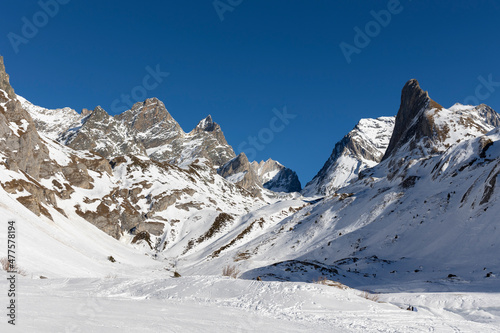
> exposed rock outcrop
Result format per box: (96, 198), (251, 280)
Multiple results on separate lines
(64, 106), (146, 159)
(382, 79), (500, 162)
(251, 159), (301, 193)
(218, 153), (262, 196)
(115, 98), (184, 151)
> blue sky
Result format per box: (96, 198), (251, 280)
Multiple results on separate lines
(1, 1), (500, 185)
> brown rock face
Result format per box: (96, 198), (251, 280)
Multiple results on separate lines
(0, 56), (72, 220)
(115, 98), (184, 149)
(0, 56), (15, 100)
(182, 115), (236, 167)
(116, 100), (236, 167)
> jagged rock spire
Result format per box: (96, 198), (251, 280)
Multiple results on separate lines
(382, 79), (442, 160)
(195, 115), (217, 132)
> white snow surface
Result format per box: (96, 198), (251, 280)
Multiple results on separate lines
(17, 95), (83, 141)
(1, 276), (499, 332)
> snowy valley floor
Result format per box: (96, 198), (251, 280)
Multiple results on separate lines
(0, 276), (499, 332)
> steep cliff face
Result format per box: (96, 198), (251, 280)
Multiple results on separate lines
(0, 56), (53, 180)
(302, 117), (395, 196)
(383, 79), (500, 161)
(378, 79), (500, 181)
(382, 79), (435, 160)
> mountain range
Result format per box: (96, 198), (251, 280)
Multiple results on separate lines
(1, 55), (499, 290)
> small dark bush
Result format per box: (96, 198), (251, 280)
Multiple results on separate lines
(222, 265), (240, 278)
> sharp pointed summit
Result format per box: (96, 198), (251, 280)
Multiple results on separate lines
(382, 79), (499, 162)
(382, 79), (440, 160)
(195, 115), (217, 132)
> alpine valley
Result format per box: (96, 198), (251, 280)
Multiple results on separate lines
(1, 56), (500, 332)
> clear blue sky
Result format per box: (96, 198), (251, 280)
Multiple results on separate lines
(1, 1), (500, 185)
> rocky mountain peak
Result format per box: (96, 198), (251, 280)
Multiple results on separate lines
(252, 158), (302, 193)
(81, 108), (92, 117)
(194, 115), (218, 132)
(116, 98), (179, 133)
(382, 79), (443, 160)
(115, 98), (184, 152)
(88, 106), (108, 120)
(218, 152), (262, 196)
(65, 105), (145, 159)
(302, 116), (395, 196)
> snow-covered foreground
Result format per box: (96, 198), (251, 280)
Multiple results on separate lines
(0, 276), (499, 332)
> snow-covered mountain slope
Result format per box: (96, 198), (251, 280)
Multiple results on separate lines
(0, 185), (162, 278)
(252, 158), (302, 193)
(0, 56), (264, 249)
(16, 95), (83, 141)
(4, 49), (500, 302)
(303, 116), (395, 196)
(180, 80), (500, 291)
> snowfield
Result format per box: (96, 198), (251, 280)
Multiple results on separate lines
(1, 276), (499, 332)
